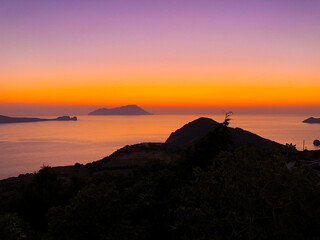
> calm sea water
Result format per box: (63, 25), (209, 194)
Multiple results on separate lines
(1, 114), (320, 179)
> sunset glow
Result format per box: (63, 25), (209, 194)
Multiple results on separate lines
(1, 0), (320, 109)
(2, 84), (320, 107)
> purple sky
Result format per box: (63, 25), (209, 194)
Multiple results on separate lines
(1, 0), (320, 114)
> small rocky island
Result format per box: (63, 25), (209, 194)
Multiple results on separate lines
(0, 115), (77, 124)
(89, 105), (151, 115)
(303, 117), (320, 124)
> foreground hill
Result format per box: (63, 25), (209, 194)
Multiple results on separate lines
(88, 143), (179, 170)
(1, 116), (320, 239)
(0, 115), (77, 124)
(165, 117), (283, 149)
(89, 105), (151, 115)
(0, 117), (283, 181)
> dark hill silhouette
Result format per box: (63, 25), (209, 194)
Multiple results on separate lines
(165, 117), (219, 147)
(0, 115), (77, 124)
(89, 105), (151, 115)
(303, 117), (320, 124)
(0, 116), (284, 182)
(87, 143), (178, 170)
(165, 117), (283, 149)
(90, 117), (283, 170)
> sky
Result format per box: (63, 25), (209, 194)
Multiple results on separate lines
(1, 0), (320, 115)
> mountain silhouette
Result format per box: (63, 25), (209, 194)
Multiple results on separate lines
(165, 117), (283, 149)
(165, 117), (219, 146)
(303, 117), (320, 124)
(88, 105), (151, 115)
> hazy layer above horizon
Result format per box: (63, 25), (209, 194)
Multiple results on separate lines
(0, 104), (319, 116)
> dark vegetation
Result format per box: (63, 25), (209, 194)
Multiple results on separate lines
(1, 114), (320, 239)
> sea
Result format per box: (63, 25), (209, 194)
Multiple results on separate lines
(1, 114), (320, 179)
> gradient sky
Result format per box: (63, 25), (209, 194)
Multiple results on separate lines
(1, 0), (320, 111)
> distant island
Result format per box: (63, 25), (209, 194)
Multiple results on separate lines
(0, 115), (77, 124)
(313, 139), (320, 146)
(88, 105), (151, 115)
(303, 117), (320, 124)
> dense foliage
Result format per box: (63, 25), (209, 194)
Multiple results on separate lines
(1, 117), (320, 239)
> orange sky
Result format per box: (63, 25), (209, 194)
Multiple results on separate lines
(2, 83), (320, 107)
(1, 57), (320, 107)
(1, 0), (320, 109)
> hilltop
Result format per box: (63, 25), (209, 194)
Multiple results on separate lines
(165, 117), (283, 149)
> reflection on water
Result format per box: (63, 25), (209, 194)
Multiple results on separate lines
(0, 114), (319, 179)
